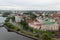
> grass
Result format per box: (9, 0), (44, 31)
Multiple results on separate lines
(20, 30), (39, 38)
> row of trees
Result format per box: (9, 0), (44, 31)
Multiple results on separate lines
(39, 33), (52, 40)
(4, 16), (20, 31)
(24, 12), (37, 20)
(5, 22), (20, 31)
(11, 16), (15, 22)
(20, 19), (29, 30)
(2, 12), (11, 17)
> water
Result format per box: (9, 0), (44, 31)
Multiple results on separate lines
(0, 27), (33, 40)
(0, 17), (33, 40)
(0, 17), (6, 23)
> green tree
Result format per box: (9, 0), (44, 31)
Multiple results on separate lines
(28, 27), (33, 32)
(40, 33), (52, 40)
(5, 16), (11, 22)
(2, 12), (10, 17)
(30, 14), (36, 20)
(11, 16), (15, 22)
(20, 19), (28, 30)
(5, 19), (9, 22)
(28, 12), (36, 20)
(59, 26), (60, 32)
(26, 11), (36, 20)
(5, 22), (12, 28)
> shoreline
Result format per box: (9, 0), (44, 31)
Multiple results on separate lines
(5, 26), (38, 40)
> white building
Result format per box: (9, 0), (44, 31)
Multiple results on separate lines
(48, 18), (55, 22)
(36, 17), (43, 24)
(15, 15), (22, 22)
(29, 17), (59, 31)
(41, 21), (59, 31)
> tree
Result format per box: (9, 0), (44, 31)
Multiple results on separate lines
(33, 29), (40, 34)
(11, 16), (15, 22)
(40, 33), (52, 40)
(59, 26), (60, 32)
(26, 11), (36, 20)
(2, 12), (10, 17)
(20, 19), (29, 30)
(5, 19), (9, 22)
(30, 14), (36, 20)
(16, 28), (20, 31)
(5, 22), (12, 28)
(5, 16), (11, 22)
(28, 27), (33, 32)
(29, 13), (36, 20)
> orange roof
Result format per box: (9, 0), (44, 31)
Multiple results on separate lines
(30, 23), (41, 27)
(27, 20), (33, 23)
(34, 19), (41, 22)
(28, 19), (40, 23)
(48, 14), (60, 18)
(52, 14), (60, 18)
(53, 14), (60, 17)
(34, 24), (41, 26)
(55, 19), (60, 23)
(28, 19), (42, 27)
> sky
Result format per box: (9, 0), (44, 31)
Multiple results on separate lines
(0, 0), (60, 10)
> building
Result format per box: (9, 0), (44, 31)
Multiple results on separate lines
(41, 21), (59, 31)
(15, 14), (22, 22)
(28, 20), (41, 29)
(36, 17), (43, 24)
(55, 19), (60, 26)
(48, 14), (60, 19)
(15, 13), (59, 31)
(36, 17), (59, 31)
(33, 12), (40, 16)
(28, 17), (59, 31)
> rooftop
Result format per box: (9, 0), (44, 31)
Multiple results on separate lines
(43, 21), (55, 25)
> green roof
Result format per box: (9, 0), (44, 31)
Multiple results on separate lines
(40, 17), (53, 20)
(40, 18), (46, 20)
(39, 18), (55, 25)
(43, 21), (55, 25)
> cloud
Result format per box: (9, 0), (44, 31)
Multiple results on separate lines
(0, 0), (60, 10)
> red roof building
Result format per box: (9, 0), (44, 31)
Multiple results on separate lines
(55, 19), (60, 24)
(48, 14), (60, 19)
(28, 19), (41, 29)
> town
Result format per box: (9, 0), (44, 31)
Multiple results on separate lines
(1, 11), (60, 40)
(12, 11), (60, 31)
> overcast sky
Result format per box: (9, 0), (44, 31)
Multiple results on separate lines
(0, 0), (60, 10)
